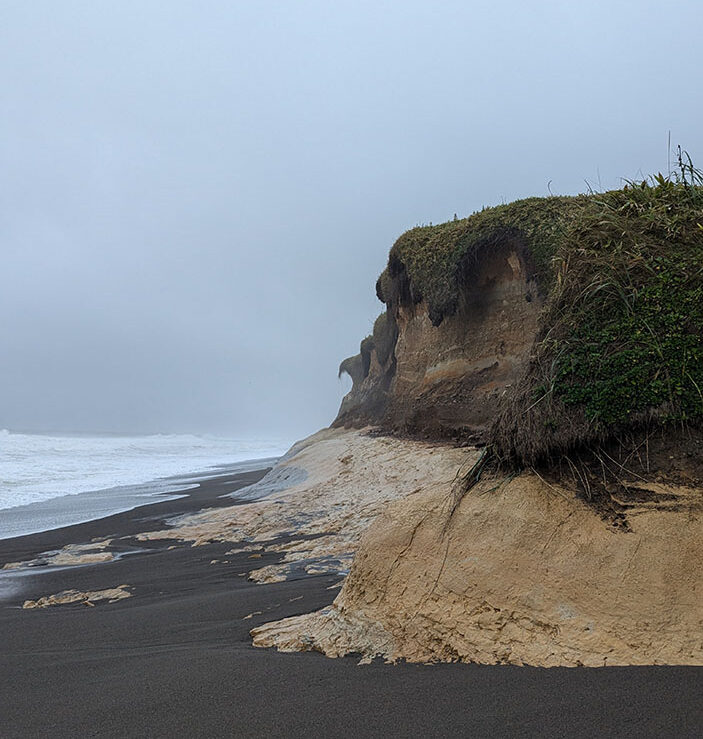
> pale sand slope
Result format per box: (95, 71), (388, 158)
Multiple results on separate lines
(250, 433), (703, 667)
(137, 428), (467, 585)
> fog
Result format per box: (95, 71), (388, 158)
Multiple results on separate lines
(1, 1), (701, 438)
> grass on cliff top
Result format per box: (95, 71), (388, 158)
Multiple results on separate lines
(373, 155), (703, 464)
(491, 170), (703, 465)
(376, 195), (587, 324)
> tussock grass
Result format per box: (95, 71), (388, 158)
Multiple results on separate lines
(492, 166), (703, 465)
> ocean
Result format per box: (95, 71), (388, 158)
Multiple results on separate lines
(0, 430), (290, 540)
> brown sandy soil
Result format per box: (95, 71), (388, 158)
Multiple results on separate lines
(251, 433), (703, 667)
(336, 241), (542, 439)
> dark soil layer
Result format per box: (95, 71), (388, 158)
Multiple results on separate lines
(535, 427), (703, 528)
(1, 468), (701, 738)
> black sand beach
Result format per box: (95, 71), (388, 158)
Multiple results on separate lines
(1, 467), (701, 738)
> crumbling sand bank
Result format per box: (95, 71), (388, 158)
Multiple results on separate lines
(249, 431), (703, 667)
(70, 425), (699, 667)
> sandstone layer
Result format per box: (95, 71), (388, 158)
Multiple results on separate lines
(336, 239), (541, 439)
(251, 433), (703, 666)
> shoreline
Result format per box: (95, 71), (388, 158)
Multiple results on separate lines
(1, 454), (701, 736)
(0, 456), (280, 542)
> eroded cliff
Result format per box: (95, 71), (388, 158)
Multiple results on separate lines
(251, 434), (703, 666)
(252, 178), (703, 667)
(334, 197), (580, 440)
(337, 179), (703, 468)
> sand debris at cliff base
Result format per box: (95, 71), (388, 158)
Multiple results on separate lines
(22, 585), (132, 609)
(136, 427), (469, 584)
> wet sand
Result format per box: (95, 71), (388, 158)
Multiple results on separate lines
(0, 467), (701, 738)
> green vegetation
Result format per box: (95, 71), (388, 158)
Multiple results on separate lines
(553, 181), (703, 424)
(492, 160), (703, 465)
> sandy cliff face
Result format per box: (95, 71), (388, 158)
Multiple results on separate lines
(253, 191), (703, 666)
(335, 240), (541, 439)
(251, 434), (703, 666)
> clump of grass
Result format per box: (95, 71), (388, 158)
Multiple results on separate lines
(492, 158), (703, 465)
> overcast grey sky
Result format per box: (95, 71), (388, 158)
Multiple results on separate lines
(1, 1), (701, 438)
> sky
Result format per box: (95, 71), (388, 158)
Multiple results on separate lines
(1, 0), (701, 439)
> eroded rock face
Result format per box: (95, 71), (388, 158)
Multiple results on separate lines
(336, 241), (541, 439)
(335, 344), (394, 428)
